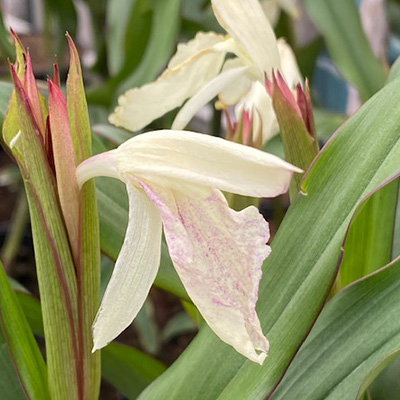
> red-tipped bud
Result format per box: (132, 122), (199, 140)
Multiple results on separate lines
(266, 71), (316, 141)
(48, 78), (80, 261)
(266, 71), (318, 199)
(9, 62), (43, 145)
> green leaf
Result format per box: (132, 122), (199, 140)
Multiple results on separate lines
(0, 260), (49, 399)
(106, 0), (140, 76)
(67, 35), (101, 400)
(102, 342), (166, 399)
(108, 0), (152, 80)
(96, 176), (189, 301)
(134, 301), (160, 354)
(337, 177), (399, 289)
(139, 66), (400, 400)
(12, 286), (166, 399)
(271, 259), (400, 399)
(366, 352), (400, 400)
(162, 312), (197, 342)
(304, 0), (386, 101)
(387, 55), (400, 84)
(313, 108), (346, 142)
(117, 0), (181, 95)
(92, 124), (132, 145)
(0, 331), (26, 400)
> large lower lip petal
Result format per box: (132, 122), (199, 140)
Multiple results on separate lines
(140, 180), (270, 364)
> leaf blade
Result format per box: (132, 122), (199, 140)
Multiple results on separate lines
(0, 261), (50, 399)
(304, 0), (386, 101)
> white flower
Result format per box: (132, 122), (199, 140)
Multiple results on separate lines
(77, 130), (301, 364)
(109, 0), (302, 146)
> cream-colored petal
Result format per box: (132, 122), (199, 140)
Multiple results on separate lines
(109, 39), (228, 132)
(140, 181), (270, 364)
(116, 130), (301, 198)
(218, 58), (253, 106)
(92, 184), (162, 351)
(235, 81), (279, 145)
(277, 38), (302, 89)
(212, 0), (280, 76)
(168, 31), (227, 68)
(261, 0), (280, 26)
(172, 66), (249, 130)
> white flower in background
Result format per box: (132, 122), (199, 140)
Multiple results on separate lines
(110, 0), (302, 146)
(77, 130), (301, 364)
(261, 0), (299, 26)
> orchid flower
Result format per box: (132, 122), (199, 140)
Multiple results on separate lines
(109, 0), (302, 147)
(77, 130), (301, 364)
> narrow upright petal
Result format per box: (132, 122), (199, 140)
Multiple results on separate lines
(140, 181), (270, 364)
(109, 34), (228, 132)
(115, 130), (302, 198)
(277, 39), (302, 90)
(92, 184), (162, 351)
(211, 0), (280, 77)
(218, 58), (253, 106)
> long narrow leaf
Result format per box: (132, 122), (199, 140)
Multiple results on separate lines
(336, 178), (399, 289)
(271, 258), (400, 399)
(0, 331), (26, 400)
(304, 0), (386, 101)
(102, 342), (166, 399)
(0, 260), (49, 399)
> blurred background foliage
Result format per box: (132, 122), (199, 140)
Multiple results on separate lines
(1, 0), (400, 398)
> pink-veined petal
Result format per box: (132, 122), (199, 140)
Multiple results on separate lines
(212, 0), (280, 77)
(92, 183), (162, 351)
(140, 181), (270, 364)
(116, 130), (302, 198)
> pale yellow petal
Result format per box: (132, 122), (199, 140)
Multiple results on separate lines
(92, 184), (162, 351)
(109, 38), (229, 131)
(261, 0), (280, 26)
(277, 38), (302, 89)
(212, 0), (280, 76)
(172, 66), (249, 130)
(115, 130), (301, 197)
(235, 81), (279, 145)
(168, 31), (227, 68)
(218, 58), (253, 106)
